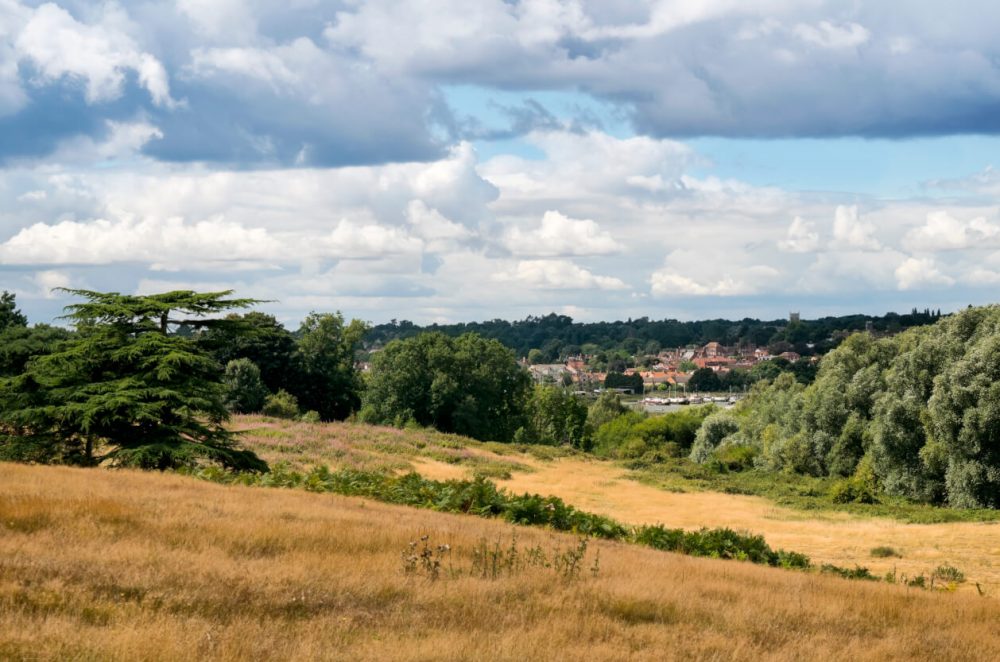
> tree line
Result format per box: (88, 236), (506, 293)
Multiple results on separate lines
(3, 289), (997, 512)
(687, 305), (1000, 509)
(365, 309), (944, 361)
(0, 290), (602, 468)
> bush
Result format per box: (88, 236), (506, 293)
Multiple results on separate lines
(690, 411), (740, 463)
(588, 392), (629, 430)
(829, 456), (879, 504)
(222, 358), (269, 414)
(262, 389), (300, 419)
(591, 411), (646, 458)
(820, 564), (877, 580)
(933, 564), (965, 583)
(870, 546), (901, 558)
(633, 524), (810, 568)
(300, 410), (321, 424)
(707, 443), (758, 473)
(191, 464), (817, 573)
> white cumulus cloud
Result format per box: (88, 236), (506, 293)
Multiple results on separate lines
(903, 211), (1000, 251)
(494, 260), (628, 291)
(832, 205), (880, 250)
(778, 216), (820, 253)
(15, 2), (176, 107)
(895, 256), (954, 290)
(503, 210), (623, 257)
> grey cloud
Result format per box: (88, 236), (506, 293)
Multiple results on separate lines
(7, 0), (1000, 170)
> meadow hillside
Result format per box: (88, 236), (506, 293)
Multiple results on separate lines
(234, 416), (1000, 595)
(3, 462), (1000, 662)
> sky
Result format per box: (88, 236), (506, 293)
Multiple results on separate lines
(3, 1), (1000, 328)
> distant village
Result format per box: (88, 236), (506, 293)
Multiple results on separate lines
(522, 339), (809, 395)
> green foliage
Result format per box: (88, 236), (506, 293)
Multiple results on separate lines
(592, 407), (713, 459)
(633, 524), (810, 568)
(587, 391), (629, 430)
(591, 411), (647, 458)
(262, 389), (300, 419)
(707, 443), (758, 473)
(366, 310), (942, 361)
(688, 367), (722, 392)
(0, 324), (72, 377)
(690, 305), (1000, 510)
(820, 564), (877, 581)
(200, 312), (297, 394)
(0, 291), (27, 332)
(870, 546), (901, 558)
(932, 564), (965, 583)
(300, 410), (322, 424)
(192, 463), (820, 573)
(689, 411), (740, 463)
(930, 332), (1000, 508)
(524, 386), (590, 449)
(222, 359), (269, 414)
(828, 455), (879, 504)
(293, 312), (369, 421)
(360, 332), (532, 442)
(0, 289), (267, 472)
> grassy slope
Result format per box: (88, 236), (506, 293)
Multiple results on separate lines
(3, 462), (1000, 661)
(232, 416), (1000, 593)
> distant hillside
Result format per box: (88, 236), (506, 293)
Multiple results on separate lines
(365, 309), (943, 360)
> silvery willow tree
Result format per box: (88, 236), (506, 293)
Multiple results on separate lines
(0, 289), (267, 471)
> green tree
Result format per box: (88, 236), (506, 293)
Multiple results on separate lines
(930, 333), (1000, 508)
(524, 385), (590, 449)
(0, 324), (72, 377)
(688, 368), (722, 392)
(690, 411), (741, 463)
(292, 312), (369, 421)
(262, 389), (300, 419)
(222, 358), (269, 414)
(0, 291), (28, 331)
(749, 358), (790, 382)
(360, 332), (531, 442)
(0, 289), (267, 471)
(588, 391), (629, 430)
(200, 312), (297, 394)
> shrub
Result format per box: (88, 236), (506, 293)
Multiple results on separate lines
(300, 410), (321, 424)
(933, 564), (965, 583)
(820, 564), (877, 580)
(829, 455), (879, 504)
(870, 546), (901, 558)
(690, 411), (740, 463)
(587, 392), (629, 430)
(591, 411), (646, 458)
(262, 389), (300, 419)
(632, 524), (810, 568)
(707, 442), (758, 473)
(222, 358), (269, 414)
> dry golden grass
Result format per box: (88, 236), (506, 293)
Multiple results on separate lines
(3, 462), (1000, 661)
(236, 417), (1000, 594)
(493, 458), (1000, 594)
(232, 415), (540, 477)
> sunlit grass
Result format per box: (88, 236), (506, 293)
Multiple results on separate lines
(3, 462), (1000, 661)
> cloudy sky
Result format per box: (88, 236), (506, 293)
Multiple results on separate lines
(3, 0), (1000, 327)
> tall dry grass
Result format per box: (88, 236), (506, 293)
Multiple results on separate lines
(2, 462), (1000, 661)
(235, 416), (1000, 592)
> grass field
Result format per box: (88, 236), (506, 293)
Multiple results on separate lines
(4, 462), (1000, 661)
(233, 416), (1000, 594)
